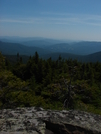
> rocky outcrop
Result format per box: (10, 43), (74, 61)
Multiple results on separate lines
(0, 107), (101, 134)
(43, 110), (101, 134)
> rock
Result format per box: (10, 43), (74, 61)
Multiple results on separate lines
(0, 107), (101, 134)
(43, 110), (101, 134)
(45, 129), (55, 134)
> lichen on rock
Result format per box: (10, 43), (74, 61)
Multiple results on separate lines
(0, 107), (101, 134)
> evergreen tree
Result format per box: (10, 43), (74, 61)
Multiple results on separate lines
(35, 51), (39, 64)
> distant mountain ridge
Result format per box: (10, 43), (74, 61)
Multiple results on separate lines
(22, 40), (53, 48)
(1, 36), (101, 55)
(45, 41), (101, 55)
(0, 41), (51, 56)
(0, 40), (101, 62)
(71, 41), (101, 55)
(0, 36), (65, 44)
(4, 51), (101, 64)
(41, 51), (101, 62)
(85, 51), (101, 62)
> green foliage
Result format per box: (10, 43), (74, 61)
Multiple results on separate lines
(0, 52), (5, 70)
(0, 52), (101, 115)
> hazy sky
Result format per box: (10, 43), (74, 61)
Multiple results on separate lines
(0, 0), (101, 41)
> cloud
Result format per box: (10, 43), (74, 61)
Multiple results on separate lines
(0, 19), (31, 23)
(0, 13), (101, 27)
(40, 12), (101, 26)
(0, 18), (42, 24)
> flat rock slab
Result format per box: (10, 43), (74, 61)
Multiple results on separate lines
(43, 110), (101, 134)
(0, 107), (101, 134)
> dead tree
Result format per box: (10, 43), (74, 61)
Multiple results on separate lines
(63, 66), (76, 108)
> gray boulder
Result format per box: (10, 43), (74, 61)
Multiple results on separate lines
(43, 110), (101, 134)
(0, 107), (101, 134)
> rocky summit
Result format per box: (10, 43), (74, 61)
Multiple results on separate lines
(0, 107), (101, 134)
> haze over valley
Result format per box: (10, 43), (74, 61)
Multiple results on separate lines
(0, 36), (101, 63)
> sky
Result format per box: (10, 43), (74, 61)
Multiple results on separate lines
(0, 0), (101, 41)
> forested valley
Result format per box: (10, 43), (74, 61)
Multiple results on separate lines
(0, 52), (101, 115)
